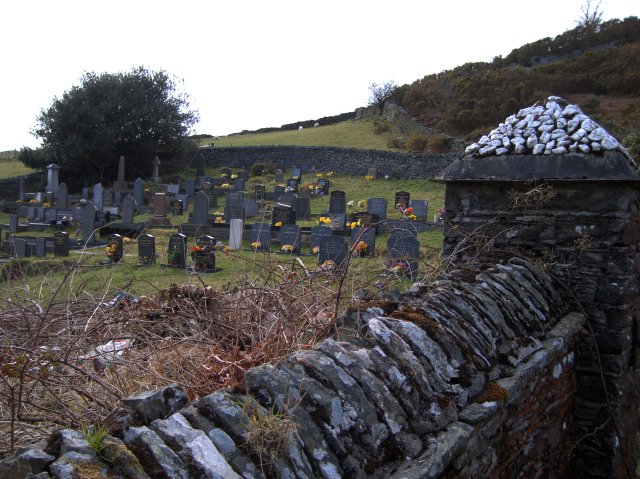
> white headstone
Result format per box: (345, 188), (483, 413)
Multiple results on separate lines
(229, 219), (244, 250)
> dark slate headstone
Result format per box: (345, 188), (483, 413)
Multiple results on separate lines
(291, 167), (301, 179)
(250, 223), (271, 250)
(294, 196), (311, 220)
(409, 199), (428, 222)
(121, 194), (135, 224)
(367, 198), (388, 221)
(367, 167), (378, 178)
(255, 184), (266, 201)
(93, 183), (103, 211)
(170, 199), (184, 216)
(192, 191), (209, 225)
(310, 226), (333, 254)
(133, 178), (145, 206)
(18, 177), (25, 202)
(329, 197), (346, 215)
(102, 188), (114, 207)
(26, 207), (35, 222)
(166, 184), (180, 195)
(36, 207), (46, 222)
(167, 233), (187, 268)
(394, 191), (411, 209)
(203, 188), (219, 208)
(274, 185), (285, 199)
(381, 219), (418, 236)
(350, 226), (376, 257)
(275, 169), (284, 184)
(350, 211), (379, 229)
(56, 183), (68, 209)
(226, 191), (244, 208)
(138, 233), (155, 266)
(35, 237), (46, 258)
(224, 205), (245, 221)
(191, 235), (216, 272)
(81, 205), (95, 244)
(243, 199), (258, 218)
(331, 190), (346, 199)
(286, 178), (299, 192)
(175, 194), (189, 211)
(82, 187), (89, 200)
(272, 206), (296, 226)
(317, 178), (329, 195)
(196, 155), (205, 177)
(9, 214), (18, 233)
(14, 238), (26, 258)
(328, 213), (346, 231)
(319, 235), (348, 268)
(278, 224), (301, 254)
(388, 232), (420, 278)
(233, 178), (245, 191)
(278, 192), (296, 207)
(106, 234), (124, 264)
(54, 231), (69, 257)
(114, 191), (122, 207)
(184, 179), (196, 198)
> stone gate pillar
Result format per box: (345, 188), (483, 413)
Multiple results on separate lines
(438, 98), (640, 478)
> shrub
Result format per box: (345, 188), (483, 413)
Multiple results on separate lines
(406, 132), (428, 152)
(427, 134), (454, 153)
(387, 137), (406, 149)
(250, 162), (267, 177)
(373, 117), (392, 134)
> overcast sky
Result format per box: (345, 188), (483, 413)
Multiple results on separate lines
(1, 0), (638, 152)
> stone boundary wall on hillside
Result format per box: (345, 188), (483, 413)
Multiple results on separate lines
(0, 257), (585, 479)
(199, 145), (461, 179)
(0, 173), (42, 202)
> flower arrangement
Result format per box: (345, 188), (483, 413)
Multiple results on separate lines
(104, 242), (118, 259)
(315, 172), (324, 178)
(220, 183), (231, 189)
(437, 207), (446, 217)
(354, 241), (368, 256)
(285, 186), (294, 192)
(214, 216), (224, 223)
(319, 259), (337, 271)
(312, 246), (320, 255)
(43, 202), (51, 208)
(292, 175), (299, 180)
(387, 259), (410, 276)
(220, 173), (228, 178)
(350, 219), (362, 229)
(281, 244), (294, 254)
(406, 214), (418, 221)
(190, 244), (215, 271)
(326, 171), (335, 177)
(223, 245), (232, 254)
(318, 217), (331, 226)
(251, 241), (262, 250)
(274, 221), (283, 227)
(230, 173), (238, 179)
(365, 175), (375, 181)
(357, 199), (366, 209)
(347, 200), (354, 208)
(308, 183), (316, 191)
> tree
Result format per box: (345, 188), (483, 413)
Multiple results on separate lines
(575, 0), (604, 34)
(23, 66), (199, 188)
(368, 80), (398, 115)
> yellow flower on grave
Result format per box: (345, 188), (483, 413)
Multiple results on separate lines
(354, 241), (368, 255)
(350, 219), (361, 229)
(365, 175), (374, 181)
(251, 241), (262, 250)
(230, 174), (238, 179)
(327, 171), (335, 177)
(281, 244), (294, 253)
(223, 245), (232, 254)
(357, 200), (366, 208)
(220, 173), (228, 178)
(215, 216), (224, 223)
(315, 172), (324, 178)
(274, 221), (283, 227)
(43, 202), (51, 208)
(221, 183), (231, 189)
(312, 246), (320, 254)
(292, 175), (299, 180)
(123, 237), (131, 243)
(318, 217), (331, 225)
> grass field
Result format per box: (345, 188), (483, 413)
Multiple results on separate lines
(0, 156), (35, 178)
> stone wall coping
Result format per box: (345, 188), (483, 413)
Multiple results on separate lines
(436, 151), (639, 182)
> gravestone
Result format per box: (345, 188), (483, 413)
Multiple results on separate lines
(54, 231), (69, 257)
(286, 178), (299, 192)
(152, 156), (161, 183)
(46, 163), (60, 194)
(106, 234), (124, 264)
(175, 194), (189, 211)
(192, 235), (216, 272)
(81, 204), (96, 244)
(34, 237), (46, 258)
(351, 212), (380, 233)
(250, 223), (271, 251)
(170, 199), (184, 216)
(196, 155), (205, 178)
(9, 214), (18, 234)
(317, 178), (329, 195)
(26, 207), (35, 222)
(329, 196), (346, 215)
(294, 196), (311, 220)
(274, 185), (285, 199)
(166, 184), (180, 195)
(184, 179), (196, 197)
(167, 233), (187, 268)
(243, 199), (258, 218)
(56, 183), (68, 209)
(350, 226), (376, 257)
(291, 167), (301, 180)
(138, 233), (155, 266)
(395, 191), (411, 209)
(367, 167), (378, 178)
(310, 226), (333, 254)
(226, 191), (244, 207)
(114, 156), (127, 191)
(14, 238), (26, 258)
(47, 208), (58, 223)
(382, 219), (418, 236)
(275, 169), (284, 184)
(121, 194), (135, 224)
(272, 206), (296, 226)
(233, 178), (245, 191)
(82, 187), (89, 200)
(221, 167), (232, 177)
(224, 205), (245, 222)
(367, 198), (388, 221)
(133, 178), (145, 206)
(229, 219), (244, 250)
(331, 190), (346, 199)
(278, 192), (295, 207)
(18, 177), (25, 202)
(387, 231), (420, 278)
(93, 183), (103, 211)
(36, 207), (46, 222)
(319, 235), (348, 268)
(279, 224), (301, 254)
(35, 192), (43, 203)
(148, 193), (171, 225)
(409, 199), (428, 231)
(192, 191), (209, 225)
(102, 188), (114, 207)
(114, 191), (122, 207)
(328, 213), (346, 231)
(255, 184), (265, 201)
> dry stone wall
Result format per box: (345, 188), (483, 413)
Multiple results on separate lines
(0, 257), (585, 479)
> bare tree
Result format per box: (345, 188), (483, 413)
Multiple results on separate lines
(368, 80), (398, 115)
(575, 0), (604, 33)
